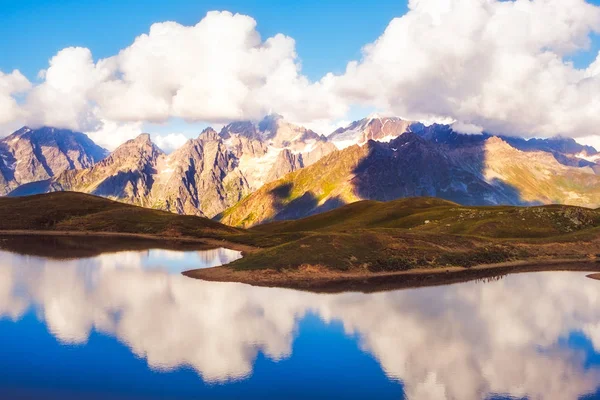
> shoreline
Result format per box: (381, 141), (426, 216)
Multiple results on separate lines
(0, 229), (257, 254)
(184, 258), (600, 293)
(2, 229), (600, 293)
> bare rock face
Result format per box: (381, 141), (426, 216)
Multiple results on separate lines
(153, 129), (250, 217)
(49, 133), (163, 208)
(10, 114), (599, 224)
(17, 130), (251, 218)
(0, 127), (108, 195)
(266, 149), (303, 183)
(221, 114), (336, 190)
(6, 116), (339, 217)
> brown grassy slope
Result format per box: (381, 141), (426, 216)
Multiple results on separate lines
(225, 198), (600, 272)
(254, 197), (600, 239)
(0, 192), (241, 237)
(2, 192), (600, 274)
(218, 144), (368, 227)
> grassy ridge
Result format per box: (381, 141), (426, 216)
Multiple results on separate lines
(2, 192), (600, 273)
(0, 192), (241, 237)
(227, 197), (600, 271)
(254, 197), (600, 238)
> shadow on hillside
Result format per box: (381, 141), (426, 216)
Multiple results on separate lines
(256, 130), (544, 225)
(0, 145), (16, 183)
(265, 183), (345, 223)
(350, 131), (540, 208)
(352, 133), (535, 205)
(94, 169), (157, 200)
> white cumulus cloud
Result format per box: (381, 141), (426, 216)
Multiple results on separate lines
(1, 2), (600, 148)
(0, 70), (31, 127)
(153, 133), (189, 153)
(332, 0), (600, 141)
(18, 11), (346, 141)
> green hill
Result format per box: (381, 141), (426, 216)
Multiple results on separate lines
(0, 192), (241, 238)
(254, 197), (600, 239)
(2, 193), (600, 286)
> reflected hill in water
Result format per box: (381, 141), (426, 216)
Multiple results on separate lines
(0, 245), (600, 399)
(0, 235), (228, 260)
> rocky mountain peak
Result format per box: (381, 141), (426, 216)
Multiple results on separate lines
(0, 126), (108, 195)
(105, 133), (163, 169)
(131, 133), (152, 145)
(199, 127), (220, 143)
(329, 115), (414, 149)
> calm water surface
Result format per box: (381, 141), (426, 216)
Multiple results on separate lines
(1, 240), (600, 399)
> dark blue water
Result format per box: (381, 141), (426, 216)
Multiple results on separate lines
(0, 242), (599, 399)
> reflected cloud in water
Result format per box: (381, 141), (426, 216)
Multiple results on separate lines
(0, 247), (599, 399)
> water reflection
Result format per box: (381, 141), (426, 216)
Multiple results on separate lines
(0, 245), (600, 399)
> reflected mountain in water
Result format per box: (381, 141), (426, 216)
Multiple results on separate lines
(0, 243), (599, 399)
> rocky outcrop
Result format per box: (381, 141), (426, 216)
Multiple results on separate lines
(15, 131), (250, 218)
(50, 133), (163, 208)
(152, 129), (250, 217)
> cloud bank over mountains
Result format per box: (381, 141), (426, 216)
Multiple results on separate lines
(1, 0), (600, 149)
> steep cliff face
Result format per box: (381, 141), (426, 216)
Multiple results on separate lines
(152, 129), (250, 217)
(0, 127), (108, 195)
(51, 134), (163, 208)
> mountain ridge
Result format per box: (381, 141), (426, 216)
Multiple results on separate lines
(3, 115), (600, 223)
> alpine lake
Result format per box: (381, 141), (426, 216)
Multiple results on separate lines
(1, 235), (600, 400)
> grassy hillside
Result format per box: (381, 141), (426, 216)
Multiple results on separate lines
(218, 144), (368, 227)
(2, 192), (600, 278)
(254, 197), (600, 239)
(0, 192), (241, 237)
(221, 197), (600, 273)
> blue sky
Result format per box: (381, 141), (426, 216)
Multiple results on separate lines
(3, 0), (600, 82)
(1, 0), (408, 82)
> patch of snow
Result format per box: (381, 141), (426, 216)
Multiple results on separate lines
(224, 138), (234, 150)
(377, 134), (399, 143)
(332, 139), (360, 150)
(237, 146), (283, 189)
(576, 151), (600, 162)
(290, 139), (317, 155)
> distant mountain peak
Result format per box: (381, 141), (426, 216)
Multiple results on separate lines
(198, 127), (220, 142)
(0, 126), (108, 195)
(329, 115), (414, 149)
(132, 133), (152, 143)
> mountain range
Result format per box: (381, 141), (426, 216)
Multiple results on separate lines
(3, 114), (600, 225)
